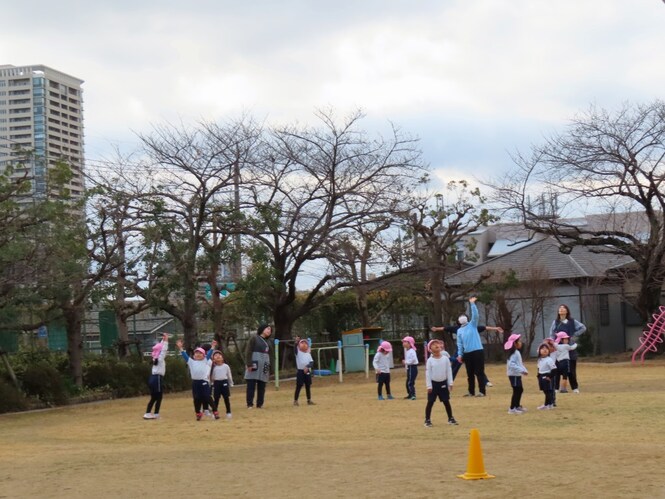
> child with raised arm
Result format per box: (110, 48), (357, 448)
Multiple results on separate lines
(143, 332), (169, 420)
(176, 338), (215, 420)
(424, 339), (458, 427)
(293, 339), (315, 406)
(373, 341), (394, 400)
(210, 350), (234, 420)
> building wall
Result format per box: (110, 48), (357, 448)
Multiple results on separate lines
(0, 65), (84, 201)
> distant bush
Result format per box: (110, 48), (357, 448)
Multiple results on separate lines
(21, 362), (69, 406)
(0, 377), (28, 413)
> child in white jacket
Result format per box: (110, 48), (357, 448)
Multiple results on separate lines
(373, 341), (394, 400)
(424, 339), (458, 427)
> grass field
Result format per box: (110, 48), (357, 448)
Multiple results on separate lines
(1, 357), (665, 498)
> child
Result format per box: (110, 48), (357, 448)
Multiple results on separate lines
(372, 341), (394, 400)
(536, 342), (557, 410)
(424, 339), (458, 427)
(402, 336), (419, 400)
(293, 339), (315, 406)
(554, 331), (578, 393)
(504, 333), (528, 414)
(144, 332), (169, 420)
(176, 338), (215, 420)
(210, 350), (234, 419)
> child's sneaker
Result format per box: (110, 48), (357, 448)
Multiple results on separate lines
(293, 400), (299, 406)
(196, 412), (203, 420)
(378, 395), (385, 400)
(463, 392), (474, 397)
(226, 413), (232, 419)
(486, 381), (494, 387)
(573, 389), (580, 393)
(307, 400), (315, 405)
(153, 414), (160, 420)
(448, 417), (459, 425)
(424, 419), (433, 427)
(560, 388), (569, 393)
(476, 393), (486, 397)
(386, 394), (395, 400)
(143, 413), (154, 420)
(204, 409), (211, 417)
(517, 406), (527, 412)
(537, 405), (549, 410)
(213, 411), (220, 420)
(410, 396), (417, 400)
(547, 404), (555, 409)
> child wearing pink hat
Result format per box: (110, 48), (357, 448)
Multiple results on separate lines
(177, 338), (216, 420)
(424, 339), (458, 427)
(372, 341), (394, 400)
(144, 332), (169, 420)
(504, 334), (528, 414)
(536, 342), (557, 410)
(210, 350), (234, 419)
(294, 339), (315, 406)
(554, 331), (578, 393)
(401, 336), (419, 400)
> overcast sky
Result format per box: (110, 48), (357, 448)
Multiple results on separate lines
(3, 0), (665, 189)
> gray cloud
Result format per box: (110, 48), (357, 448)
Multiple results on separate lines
(2, 0), (665, 182)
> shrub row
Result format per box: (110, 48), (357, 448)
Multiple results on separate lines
(0, 348), (247, 414)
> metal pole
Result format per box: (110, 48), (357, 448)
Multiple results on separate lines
(274, 339), (280, 390)
(337, 340), (343, 383)
(364, 344), (369, 379)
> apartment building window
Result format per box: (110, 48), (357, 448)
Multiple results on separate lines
(0, 80), (6, 87)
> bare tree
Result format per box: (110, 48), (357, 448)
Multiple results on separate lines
(512, 267), (555, 354)
(136, 118), (259, 349)
(406, 181), (496, 330)
(491, 101), (665, 321)
(240, 109), (427, 338)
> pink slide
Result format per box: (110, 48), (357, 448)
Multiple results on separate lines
(631, 306), (665, 365)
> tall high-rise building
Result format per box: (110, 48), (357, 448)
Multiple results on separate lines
(0, 64), (84, 201)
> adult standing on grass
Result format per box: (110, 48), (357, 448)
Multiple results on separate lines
(456, 296), (488, 397)
(549, 304), (586, 393)
(430, 322), (503, 386)
(244, 324), (272, 409)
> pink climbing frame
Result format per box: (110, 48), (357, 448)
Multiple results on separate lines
(631, 305), (665, 365)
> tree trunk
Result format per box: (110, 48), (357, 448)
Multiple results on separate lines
(115, 312), (131, 357)
(63, 304), (84, 387)
(356, 286), (371, 327)
(431, 266), (443, 327)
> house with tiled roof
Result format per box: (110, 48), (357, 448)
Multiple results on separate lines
(447, 223), (644, 356)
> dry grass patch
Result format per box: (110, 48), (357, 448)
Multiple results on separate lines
(1, 359), (664, 498)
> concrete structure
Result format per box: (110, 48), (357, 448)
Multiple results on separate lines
(0, 64), (84, 201)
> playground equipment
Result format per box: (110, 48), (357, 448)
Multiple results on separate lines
(457, 429), (495, 480)
(272, 338), (370, 389)
(631, 305), (665, 365)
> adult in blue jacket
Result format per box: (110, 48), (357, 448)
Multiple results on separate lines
(456, 297), (488, 397)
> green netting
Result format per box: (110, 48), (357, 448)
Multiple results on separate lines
(98, 310), (118, 348)
(0, 331), (19, 353)
(48, 323), (67, 352)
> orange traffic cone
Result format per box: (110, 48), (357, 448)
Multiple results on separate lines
(457, 428), (495, 480)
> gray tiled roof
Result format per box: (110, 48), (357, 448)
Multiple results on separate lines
(446, 236), (633, 285)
